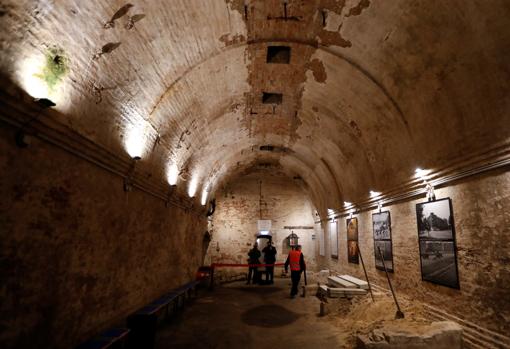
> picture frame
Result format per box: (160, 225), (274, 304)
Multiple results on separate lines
(416, 198), (460, 289)
(372, 211), (394, 272)
(330, 219), (338, 259)
(346, 217), (359, 264)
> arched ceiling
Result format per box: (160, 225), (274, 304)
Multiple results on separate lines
(1, 0), (509, 213)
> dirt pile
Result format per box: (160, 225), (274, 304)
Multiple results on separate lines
(326, 293), (432, 347)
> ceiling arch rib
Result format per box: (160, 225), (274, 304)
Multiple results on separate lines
(143, 39), (410, 205)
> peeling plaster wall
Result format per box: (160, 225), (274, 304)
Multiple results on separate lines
(207, 170), (317, 277)
(316, 169), (510, 335)
(0, 124), (208, 349)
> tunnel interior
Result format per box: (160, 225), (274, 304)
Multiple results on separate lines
(0, 1), (509, 348)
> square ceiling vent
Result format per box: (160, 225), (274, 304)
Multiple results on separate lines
(262, 92), (283, 104)
(267, 46), (291, 64)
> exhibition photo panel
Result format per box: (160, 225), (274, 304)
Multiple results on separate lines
(372, 211), (394, 272)
(346, 217), (359, 264)
(416, 198), (460, 289)
(330, 220), (338, 258)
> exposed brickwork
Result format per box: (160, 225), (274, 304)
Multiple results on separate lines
(317, 170), (510, 334)
(0, 125), (207, 349)
(207, 169), (317, 273)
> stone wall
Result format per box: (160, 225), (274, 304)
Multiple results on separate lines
(0, 124), (208, 348)
(207, 170), (317, 276)
(316, 169), (510, 335)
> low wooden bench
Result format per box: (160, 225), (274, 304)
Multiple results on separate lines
(126, 280), (201, 349)
(76, 327), (130, 349)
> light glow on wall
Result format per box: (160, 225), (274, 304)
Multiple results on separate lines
(369, 190), (381, 198)
(124, 124), (147, 159)
(200, 188), (208, 206)
(415, 168), (432, 180)
(167, 163), (179, 186)
(20, 55), (48, 99)
(188, 176), (198, 198)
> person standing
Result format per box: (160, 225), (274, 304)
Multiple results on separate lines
(246, 242), (261, 285)
(284, 245), (306, 298)
(262, 240), (277, 284)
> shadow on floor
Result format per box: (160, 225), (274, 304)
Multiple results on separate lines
(241, 304), (299, 327)
(231, 286), (283, 294)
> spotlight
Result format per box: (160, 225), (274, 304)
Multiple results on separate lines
(344, 201), (352, 207)
(34, 98), (56, 108)
(15, 98), (56, 148)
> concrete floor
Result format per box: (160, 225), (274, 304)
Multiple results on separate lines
(155, 278), (346, 349)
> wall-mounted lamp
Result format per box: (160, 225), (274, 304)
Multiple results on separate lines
(425, 182), (436, 202)
(415, 168), (435, 201)
(287, 231), (299, 247)
(344, 201), (352, 208)
(123, 156), (141, 192)
(377, 201), (383, 213)
(15, 98), (56, 148)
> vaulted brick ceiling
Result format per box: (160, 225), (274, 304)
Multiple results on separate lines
(1, 0), (509, 212)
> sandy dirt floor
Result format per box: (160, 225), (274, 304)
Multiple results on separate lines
(155, 277), (430, 349)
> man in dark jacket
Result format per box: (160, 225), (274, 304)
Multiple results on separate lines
(284, 245), (306, 298)
(246, 242), (261, 284)
(262, 240), (277, 284)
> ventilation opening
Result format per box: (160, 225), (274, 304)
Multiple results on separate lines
(266, 46), (291, 64)
(262, 92), (283, 104)
(259, 145), (275, 152)
(257, 162), (273, 168)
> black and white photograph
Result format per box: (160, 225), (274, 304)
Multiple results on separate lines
(419, 240), (459, 289)
(416, 198), (454, 240)
(374, 240), (393, 272)
(372, 211), (394, 272)
(372, 211), (391, 240)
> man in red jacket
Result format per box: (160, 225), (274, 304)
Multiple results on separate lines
(284, 245), (306, 298)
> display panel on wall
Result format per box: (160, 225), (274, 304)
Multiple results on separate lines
(416, 198), (460, 289)
(372, 211), (394, 272)
(346, 217), (359, 264)
(330, 220), (338, 258)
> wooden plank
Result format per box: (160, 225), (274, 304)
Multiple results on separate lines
(328, 287), (368, 296)
(327, 276), (357, 289)
(318, 285), (329, 295)
(338, 274), (369, 290)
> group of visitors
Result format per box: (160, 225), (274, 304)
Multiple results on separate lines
(246, 240), (306, 298)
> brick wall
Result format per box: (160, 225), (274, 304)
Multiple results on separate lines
(207, 169), (317, 275)
(317, 169), (510, 335)
(0, 125), (208, 348)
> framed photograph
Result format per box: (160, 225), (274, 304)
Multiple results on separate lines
(346, 217), (359, 264)
(330, 220), (338, 259)
(347, 217), (358, 240)
(372, 211), (394, 272)
(416, 198), (460, 289)
(416, 199), (454, 240)
(374, 240), (393, 271)
(372, 211), (391, 240)
(347, 240), (359, 264)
